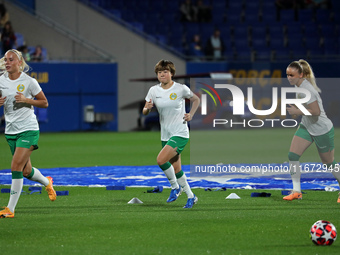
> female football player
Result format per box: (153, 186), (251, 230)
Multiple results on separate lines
(0, 49), (56, 218)
(143, 59), (200, 208)
(283, 59), (340, 201)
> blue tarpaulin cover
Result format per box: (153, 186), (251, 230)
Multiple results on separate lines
(0, 163), (338, 190)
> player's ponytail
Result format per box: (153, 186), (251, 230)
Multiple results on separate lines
(298, 59), (321, 93)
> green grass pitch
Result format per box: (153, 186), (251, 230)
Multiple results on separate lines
(0, 129), (340, 254)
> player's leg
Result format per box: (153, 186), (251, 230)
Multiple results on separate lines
(157, 144), (180, 191)
(171, 154), (194, 198)
(0, 146), (32, 218)
(157, 144), (183, 203)
(23, 159), (56, 201)
(318, 149), (340, 202)
(171, 154), (197, 208)
(283, 126), (313, 201)
(314, 128), (340, 202)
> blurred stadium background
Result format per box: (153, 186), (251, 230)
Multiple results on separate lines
(2, 0), (339, 134)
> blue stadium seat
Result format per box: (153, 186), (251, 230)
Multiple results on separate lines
(243, 13), (260, 24)
(251, 25), (267, 40)
(323, 37), (338, 51)
(110, 0), (124, 9)
(212, 9), (226, 25)
(120, 9), (135, 22)
(303, 23), (320, 36)
(304, 36), (321, 50)
(155, 34), (167, 44)
(234, 38), (250, 49)
(226, 11), (242, 25)
(298, 9), (314, 22)
(261, 0), (276, 11)
(15, 33), (25, 48)
(244, 1), (260, 12)
(200, 23), (215, 34)
(235, 47), (252, 61)
(315, 9), (331, 23)
(287, 38), (304, 49)
(274, 48), (291, 60)
(228, 1), (244, 12)
(219, 26), (232, 39)
(233, 25), (249, 38)
(270, 37), (286, 50)
(331, 0), (340, 10)
(130, 22), (144, 32)
(108, 9), (121, 19)
(285, 24), (303, 38)
(279, 9), (296, 23)
(221, 36), (233, 49)
(323, 38), (338, 55)
(136, 0), (150, 10)
(224, 49), (235, 61)
(291, 48), (307, 58)
(212, 0), (226, 11)
(251, 38), (268, 50)
(334, 12), (340, 24)
(308, 48), (324, 59)
(261, 12), (277, 23)
(143, 20), (157, 35)
(268, 24), (284, 38)
(134, 12), (148, 23)
(319, 24), (337, 37)
(255, 48), (272, 61)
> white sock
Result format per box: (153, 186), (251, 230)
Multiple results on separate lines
(7, 176), (23, 212)
(28, 167), (49, 186)
(289, 161), (301, 193)
(177, 172), (194, 198)
(163, 165), (179, 189)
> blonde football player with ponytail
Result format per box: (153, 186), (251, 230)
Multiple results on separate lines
(0, 49), (56, 218)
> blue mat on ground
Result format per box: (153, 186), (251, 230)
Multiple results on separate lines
(0, 164), (338, 190)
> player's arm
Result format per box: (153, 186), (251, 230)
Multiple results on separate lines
(287, 100), (320, 116)
(184, 93), (200, 121)
(143, 99), (153, 115)
(0, 91), (6, 107)
(15, 90), (49, 108)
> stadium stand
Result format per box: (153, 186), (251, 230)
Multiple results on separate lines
(79, 0), (339, 61)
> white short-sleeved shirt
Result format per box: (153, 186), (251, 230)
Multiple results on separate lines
(296, 79), (333, 136)
(0, 72), (42, 134)
(145, 82), (193, 141)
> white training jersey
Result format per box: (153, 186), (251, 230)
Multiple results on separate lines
(0, 72), (42, 134)
(145, 82), (193, 141)
(296, 79), (333, 136)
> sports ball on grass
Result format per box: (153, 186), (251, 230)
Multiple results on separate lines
(310, 220), (337, 246)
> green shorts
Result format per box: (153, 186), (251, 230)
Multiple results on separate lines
(161, 136), (189, 155)
(294, 124), (334, 153)
(5, 130), (40, 155)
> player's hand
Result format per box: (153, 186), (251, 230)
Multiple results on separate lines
(183, 113), (192, 122)
(145, 99), (154, 110)
(0, 96), (6, 107)
(287, 104), (298, 115)
(15, 92), (27, 103)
